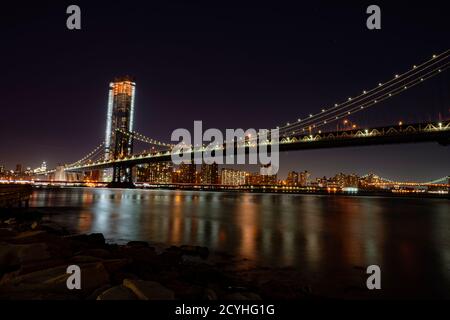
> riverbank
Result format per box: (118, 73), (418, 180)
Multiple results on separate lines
(29, 184), (449, 200)
(0, 209), (322, 300)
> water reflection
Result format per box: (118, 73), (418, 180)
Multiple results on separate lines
(30, 187), (450, 296)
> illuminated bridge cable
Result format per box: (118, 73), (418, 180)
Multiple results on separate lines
(275, 50), (450, 136)
(242, 62), (449, 142)
(234, 50), (449, 144)
(268, 62), (450, 139)
(115, 129), (174, 148)
(284, 63), (450, 135)
(66, 142), (105, 167)
(275, 57), (450, 136)
(242, 51), (450, 144)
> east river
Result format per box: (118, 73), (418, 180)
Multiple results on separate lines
(29, 187), (450, 298)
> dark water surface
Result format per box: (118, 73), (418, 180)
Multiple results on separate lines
(30, 187), (450, 298)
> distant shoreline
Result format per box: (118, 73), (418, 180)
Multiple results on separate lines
(31, 184), (450, 200)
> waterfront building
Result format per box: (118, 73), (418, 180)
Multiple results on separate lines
(298, 170), (310, 186)
(331, 172), (359, 188)
(136, 162), (173, 183)
(200, 163), (219, 184)
(221, 168), (247, 186)
(178, 163), (196, 184)
(286, 171), (299, 186)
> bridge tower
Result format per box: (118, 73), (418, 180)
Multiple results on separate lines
(104, 76), (136, 186)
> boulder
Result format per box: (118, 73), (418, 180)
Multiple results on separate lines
(126, 241), (149, 248)
(0, 242), (50, 269)
(97, 285), (138, 300)
(86, 284), (111, 300)
(204, 288), (218, 300)
(179, 245), (209, 259)
(123, 279), (175, 300)
(102, 259), (130, 274)
(4, 218), (16, 225)
(70, 256), (103, 263)
(14, 230), (47, 240)
(75, 248), (111, 259)
(0, 262), (110, 296)
(39, 222), (66, 234)
(223, 292), (262, 300)
(64, 233), (105, 246)
(0, 228), (17, 239)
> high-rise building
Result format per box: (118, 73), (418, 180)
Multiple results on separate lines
(105, 76), (136, 160)
(299, 170), (310, 186)
(104, 76), (136, 184)
(178, 163), (196, 184)
(15, 164), (22, 174)
(136, 162), (173, 183)
(221, 168), (247, 186)
(331, 172), (359, 188)
(201, 163), (219, 184)
(286, 171), (299, 186)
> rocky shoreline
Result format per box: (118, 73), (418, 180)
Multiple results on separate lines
(0, 210), (316, 300)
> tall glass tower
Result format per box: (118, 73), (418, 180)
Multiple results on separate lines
(104, 76), (136, 184)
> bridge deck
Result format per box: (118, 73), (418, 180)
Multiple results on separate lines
(66, 120), (450, 171)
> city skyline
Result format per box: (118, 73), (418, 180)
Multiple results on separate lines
(1, 1), (449, 181)
(1, 1), (450, 304)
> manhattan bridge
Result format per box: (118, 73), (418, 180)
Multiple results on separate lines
(42, 50), (450, 187)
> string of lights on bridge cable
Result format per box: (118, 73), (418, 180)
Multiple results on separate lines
(115, 129), (175, 148)
(360, 174), (450, 187)
(237, 50), (450, 144)
(66, 130), (174, 167)
(67, 141), (105, 167)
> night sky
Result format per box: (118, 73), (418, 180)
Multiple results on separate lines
(1, 1), (449, 181)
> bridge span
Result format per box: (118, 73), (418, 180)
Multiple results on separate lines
(65, 120), (450, 172)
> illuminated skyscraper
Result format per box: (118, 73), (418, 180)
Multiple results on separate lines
(221, 168), (247, 186)
(105, 76), (136, 160)
(286, 171), (299, 186)
(178, 163), (196, 184)
(104, 76), (136, 184)
(200, 163), (219, 184)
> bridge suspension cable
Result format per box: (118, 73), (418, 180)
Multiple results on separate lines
(424, 176), (450, 185)
(279, 63), (450, 136)
(232, 50), (450, 145)
(274, 50), (450, 137)
(116, 129), (174, 148)
(66, 142), (105, 167)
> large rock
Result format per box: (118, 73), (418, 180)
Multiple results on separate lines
(64, 233), (105, 246)
(16, 258), (67, 276)
(39, 222), (67, 235)
(179, 245), (209, 259)
(126, 241), (149, 248)
(13, 230), (48, 242)
(223, 292), (262, 300)
(0, 228), (17, 239)
(97, 285), (137, 300)
(75, 248), (111, 259)
(102, 259), (130, 274)
(123, 279), (175, 300)
(70, 256), (103, 263)
(0, 262), (110, 298)
(0, 242), (50, 269)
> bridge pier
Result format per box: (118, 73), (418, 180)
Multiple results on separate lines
(108, 164), (135, 188)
